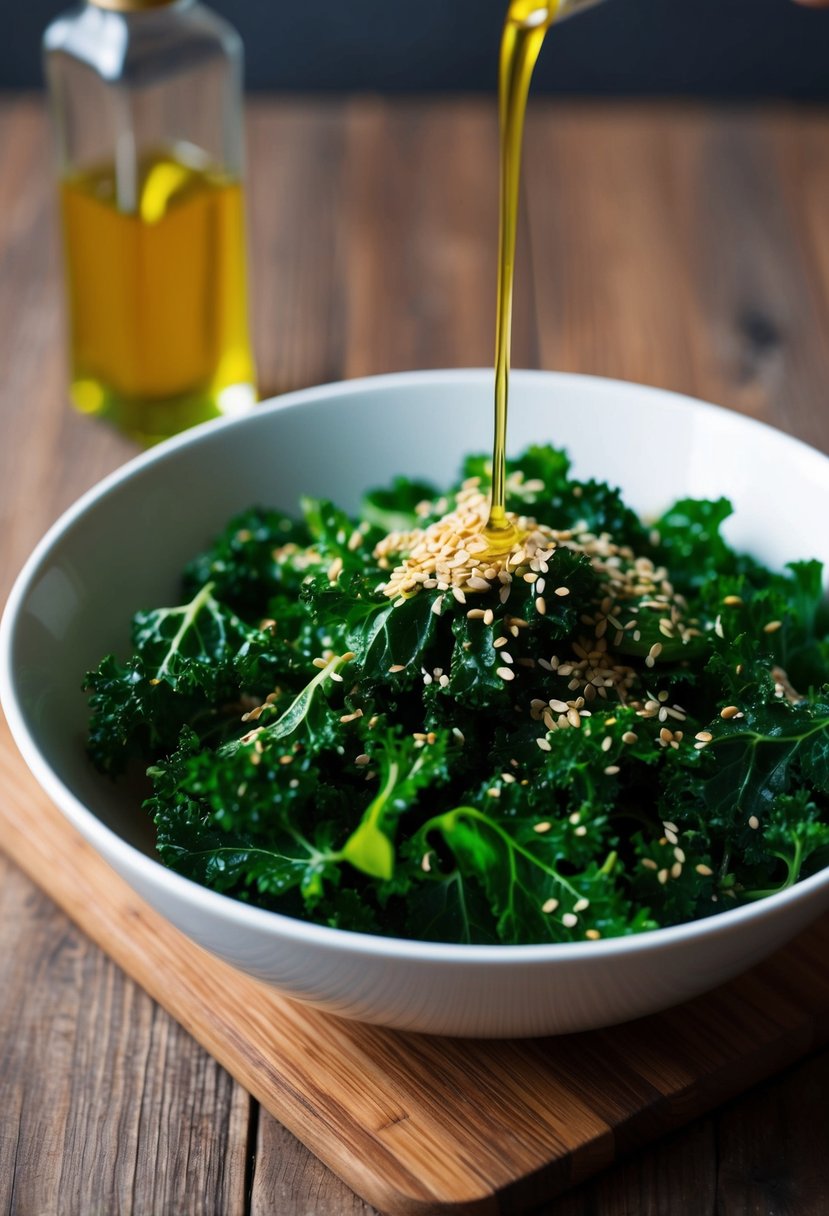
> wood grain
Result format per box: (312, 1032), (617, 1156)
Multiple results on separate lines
(2, 95), (829, 1214)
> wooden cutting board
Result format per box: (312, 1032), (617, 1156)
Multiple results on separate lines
(3, 714), (829, 1216)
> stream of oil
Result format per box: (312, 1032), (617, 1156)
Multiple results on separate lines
(485, 0), (595, 548)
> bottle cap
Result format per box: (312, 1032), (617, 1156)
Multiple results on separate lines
(89, 0), (178, 10)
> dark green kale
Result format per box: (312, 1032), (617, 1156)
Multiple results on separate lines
(83, 445), (829, 944)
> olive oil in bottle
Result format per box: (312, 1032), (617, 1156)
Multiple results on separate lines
(61, 152), (254, 439)
(44, 0), (256, 445)
(486, 0), (603, 544)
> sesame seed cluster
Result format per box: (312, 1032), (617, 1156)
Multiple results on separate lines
(373, 474), (700, 728)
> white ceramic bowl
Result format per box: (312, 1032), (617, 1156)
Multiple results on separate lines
(3, 370), (829, 1038)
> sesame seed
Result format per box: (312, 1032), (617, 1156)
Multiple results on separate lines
(483, 608), (495, 626)
(549, 699), (569, 713)
(355, 754), (370, 766)
(723, 595), (743, 606)
(562, 912), (579, 928)
(339, 709), (364, 724)
(671, 862), (683, 879)
(696, 864), (714, 877)
(573, 898), (590, 913)
(452, 586), (467, 604)
(601, 735), (613, 753)
(554, 586), (570, 597)
(622, 731), (638, 745)
(421, 853), (432, 872)
(657, 868), (669, 885)
(763, 620), (783, 634)
(673, 848), (686, 863)
(720, 705), (740, 720)
(501, 651), (514, 664)
(534, 821), (552, 833)
(431, 595), (445, 617)
(604, 765), (621, 776)
(389, 664), (406, 673)
(586, 929), (601, 941)
(494, 636), (508, 648)
(641, 858), (658, 871)
(695, 731), (713, 742)
(574, 825), (588, 837)
(497, 666), (515, 682)
(312, 657), (328, 669)
(536, 597), (547, 615)
(536, 737), (552, 752)
(748, 815), (760, 830)
(542, 897), (559, 914)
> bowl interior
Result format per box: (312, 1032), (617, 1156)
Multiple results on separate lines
(5, 370), (829, 863)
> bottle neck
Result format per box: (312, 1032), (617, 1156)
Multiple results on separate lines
(87, 0), (188, 12)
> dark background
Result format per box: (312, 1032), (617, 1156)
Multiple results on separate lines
(6, 0), (829, 97)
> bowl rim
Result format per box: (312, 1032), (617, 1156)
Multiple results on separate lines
(3, 366), (829, 967)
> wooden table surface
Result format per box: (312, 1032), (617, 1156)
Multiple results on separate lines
(2, 94), (829, 1215)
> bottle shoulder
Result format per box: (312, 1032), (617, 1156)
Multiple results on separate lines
(43, 3), (242, 87)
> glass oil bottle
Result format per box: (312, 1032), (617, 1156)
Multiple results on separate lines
(44, 0), (257, 444)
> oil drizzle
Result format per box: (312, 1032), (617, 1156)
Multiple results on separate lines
(486, 0), (562, 548)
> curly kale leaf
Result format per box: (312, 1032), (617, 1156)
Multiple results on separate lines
(651, 497), (768, 596)
(663, 698), (829, 871)
(361, 477), (438, 533)
(742, 790), (829, 897)
(461, 444), (571, 494)
(415, 802), (652, 944)
(150, 732), (346, 912)
(183, 507), (310, 611)
(303, 572), (440, 690)
(84, 584), (275, 774)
